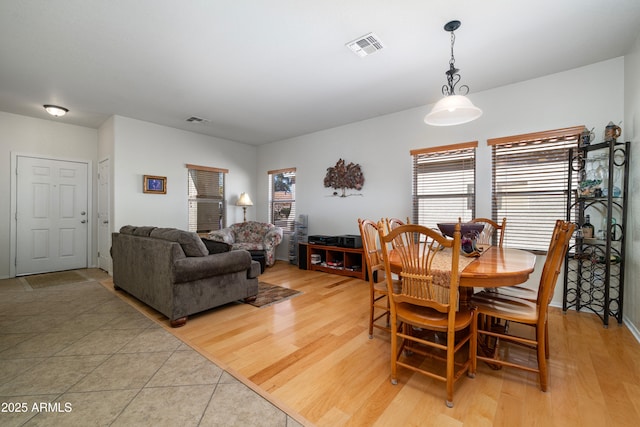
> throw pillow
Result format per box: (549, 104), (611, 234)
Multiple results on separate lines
(150, 228), (209, 257)
(201, 238), (232, 254)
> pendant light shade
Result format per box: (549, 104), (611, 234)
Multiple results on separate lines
(424, 95), (482, 126)
(424, 20), (482, 127)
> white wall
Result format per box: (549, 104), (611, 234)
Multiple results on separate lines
(623, 32), (640, 335)
(106, 116), (258, 231)
(0, 112), (98, 279)
(257, 57), (627, 308)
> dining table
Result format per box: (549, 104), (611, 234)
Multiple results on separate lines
(388, 245), (537, 304)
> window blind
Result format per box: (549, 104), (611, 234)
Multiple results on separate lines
(411, 142), (477, 228)
(489, 126), (582, 252)
(187, 164), (228, 233)
(268, 168), (296, 232)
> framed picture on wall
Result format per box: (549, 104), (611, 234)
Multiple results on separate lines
(143, 175), (167, 194)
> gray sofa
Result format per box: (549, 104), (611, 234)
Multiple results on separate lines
(111, 225), (260, 327)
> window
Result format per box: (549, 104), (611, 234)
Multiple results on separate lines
(489, 126), (582, 252)
(411, 142), (477, 228)
(187, 164), (228, 233)
(268, 168), (296, 232)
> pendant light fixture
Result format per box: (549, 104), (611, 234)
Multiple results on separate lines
(424, 20), (482, 126)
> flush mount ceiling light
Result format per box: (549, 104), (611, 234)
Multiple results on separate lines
(43, 104), (69, 117)
(424, 20), (482, 126)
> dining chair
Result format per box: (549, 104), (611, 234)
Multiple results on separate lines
(378, 221), (476, 408)
(470, 217), (506, 247)
(470, 220), (575, 391)
(358, 218), (400, 339)
(470, 217), (537, 328)
(478, 219), (567, 357)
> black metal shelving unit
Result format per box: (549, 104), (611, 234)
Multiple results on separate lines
(563, 139), (629, 327)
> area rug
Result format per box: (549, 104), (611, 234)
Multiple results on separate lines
(247, 282), (302, 308)
(25, 270), (88, 289)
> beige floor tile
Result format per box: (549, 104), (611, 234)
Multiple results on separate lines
(117, 328), (182, 353)
(0, 355), (109, 396)
(111, 384), (215, 427)
(55, 329), (143, 356)
(0, 394), (59, 427)
(21, 389), (139, 427)
(70, 352), (172, 392)
(0, 331), (88, 358)
(147, 349), (224, 387)
(201, 382), (288, 427)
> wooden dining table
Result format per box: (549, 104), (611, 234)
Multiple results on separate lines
(389, 245), (537, 303)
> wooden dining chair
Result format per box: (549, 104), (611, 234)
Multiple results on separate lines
(470, 217), (506, 247)
(470, 217), (537, 329)
(358, 218), (400, 339)
(478, 219), (567, 357)
(378, 221), (476, 408)
(470, 220), (575, 391)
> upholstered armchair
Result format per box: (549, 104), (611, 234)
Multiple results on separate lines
(208, 221), (284, 267)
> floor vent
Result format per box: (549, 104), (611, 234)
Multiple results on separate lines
(346, 33), (384, 57)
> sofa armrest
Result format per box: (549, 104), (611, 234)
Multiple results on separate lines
(263, 226), (284, 250)
(173, 250), (252, 284)
(208, 228), (235, 245)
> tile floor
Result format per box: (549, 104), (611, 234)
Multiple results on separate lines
(0, 269), (305, 427)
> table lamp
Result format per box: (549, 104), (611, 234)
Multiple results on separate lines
(237, 192), (253, 222)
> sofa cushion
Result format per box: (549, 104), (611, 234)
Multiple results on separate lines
(201, 238), (232, 254)
(119, 225), (137, 235)
(173, 250), (253, 283)
(132, 226), (156, 237)
(150, 228), (209, 257)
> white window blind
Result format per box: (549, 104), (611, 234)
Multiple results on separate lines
(268, 168), (296, 232)
(187, 164), (228, 233)
(411, 142), (477, 228)
(489, 126), (582, 252)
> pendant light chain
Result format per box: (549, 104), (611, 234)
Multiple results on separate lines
(443, 24), (469, 97)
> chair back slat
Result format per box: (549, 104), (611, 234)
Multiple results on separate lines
(470, 217), (507, 247)
(379, 222), (461, 311)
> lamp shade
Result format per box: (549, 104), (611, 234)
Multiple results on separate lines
(424, 95), (482, 126)
(237, 192), (253, 206)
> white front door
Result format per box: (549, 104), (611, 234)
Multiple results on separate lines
(97, 158), (111, 272)
(16, 156), (89, 275)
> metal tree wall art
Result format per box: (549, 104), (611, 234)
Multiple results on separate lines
(324, 158), (365, 197)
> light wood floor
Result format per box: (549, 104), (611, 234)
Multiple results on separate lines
(105, 262), (640, 427)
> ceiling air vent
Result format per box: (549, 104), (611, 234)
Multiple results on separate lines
(185, 116), (209, 123)
(346, 33), (384, 57)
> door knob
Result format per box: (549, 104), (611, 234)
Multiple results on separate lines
(81, 211), (86, 215)
(103, 220), (109, 224)
(81, 220), (87, 224)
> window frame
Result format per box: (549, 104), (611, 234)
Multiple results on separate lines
(268, 167), (296, 233)
(488, 126), (583, 253)
(186, 163), (228, 234)
(411, 141), (478, 228)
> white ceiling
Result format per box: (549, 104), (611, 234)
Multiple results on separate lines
(1, 1), (640, 145)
